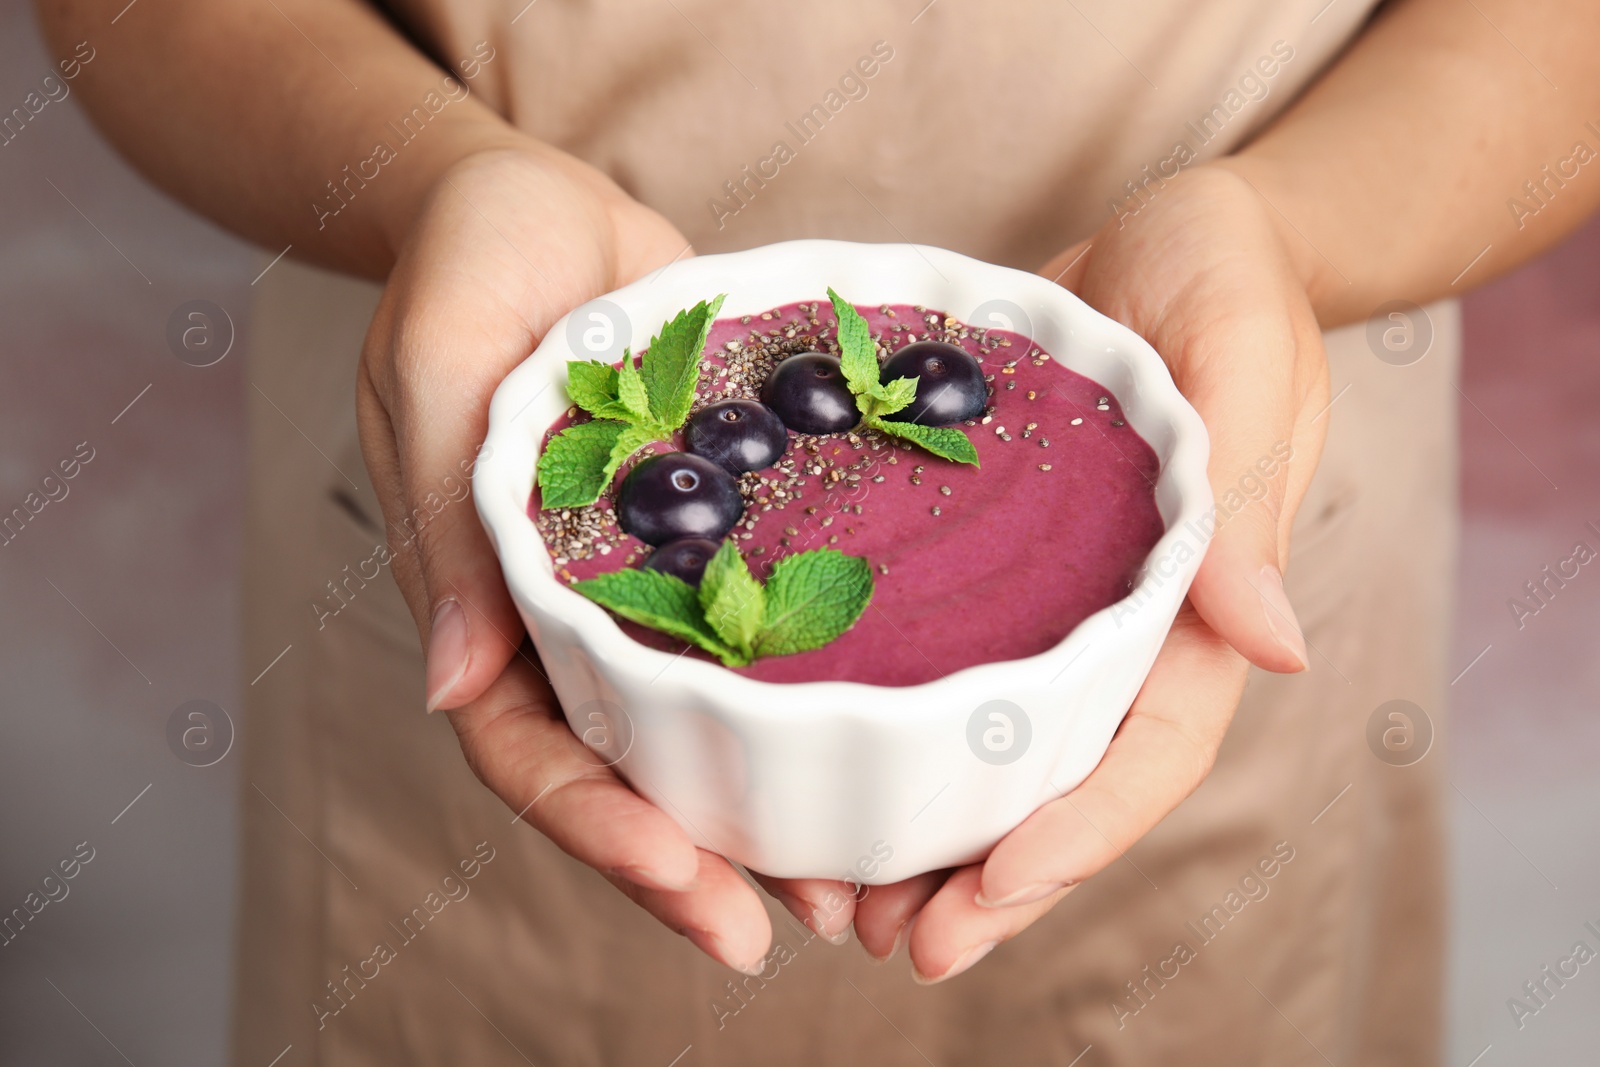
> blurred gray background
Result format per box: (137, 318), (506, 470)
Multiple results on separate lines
(1, 1), (1596, 1063)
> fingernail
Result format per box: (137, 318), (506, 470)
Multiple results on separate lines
(976, 881), (1067, 909)
(685, 928), (764, 975)
(868, 921), (910, 964)
(425, 598), (470, 712)
(913, 940), (997, 985)
(775, 891), (849, 945)
(1258, 566), (1309, 671)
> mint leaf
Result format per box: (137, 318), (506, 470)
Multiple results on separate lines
(828, 287), (880, 398)
(639, 294), (726, 430)
(572, 568), (745, 666)
(616, 353), (651, 422)
(566, 361), (622, 416)
(872, 375), (919, 417)
(567, 360), (639, 420)
(868, 417), (980, 466)
(699, 540), (765, 657)
(754, 548), (874, 658)
(538, 419), (629, 507)
(588, 402), (635, 421)
(603, 423), (661, 485)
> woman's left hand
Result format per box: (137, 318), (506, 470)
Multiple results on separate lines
(850, 165), (1331, 980)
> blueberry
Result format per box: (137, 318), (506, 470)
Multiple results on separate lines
(879, 341), (987, 425)
(686, 399), (789, 473)
(643, 536), (721, 586)
(760, 352), (859, 435)
(616, 453), (744, 546)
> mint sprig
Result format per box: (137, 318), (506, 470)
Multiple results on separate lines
(826, 287), (979, 467)
(573, 541), (873, 668)
(536, 295), (727, 508)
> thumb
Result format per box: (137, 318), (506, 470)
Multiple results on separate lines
(1040, 235), (1321, 676)
(1176, 316), (1320, 675)
(1189, 438), (1310, 675)
(410, 448), (526, 714)
(356, 318), (532, 715)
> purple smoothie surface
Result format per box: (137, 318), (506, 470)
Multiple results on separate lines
(530, 300), (1164, 687)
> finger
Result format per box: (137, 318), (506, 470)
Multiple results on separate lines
(608, 852), (773, 974)
(850, 869), (948, 962)
(453, 651), (773, 971)
(446, 653), (702, 892)
(906, 866), (1072, 984)
(975, 606), (1244, 906)
(751, 874), (859, 944)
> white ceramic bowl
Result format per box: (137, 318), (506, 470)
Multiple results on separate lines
(474, 240), (1211, 883)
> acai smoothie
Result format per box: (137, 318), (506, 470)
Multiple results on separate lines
(528, 294), (1164, 687)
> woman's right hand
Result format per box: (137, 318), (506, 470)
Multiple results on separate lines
(356, 142), (857, 972)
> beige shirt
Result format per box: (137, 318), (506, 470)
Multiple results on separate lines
(384, 0), (1379, 264)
